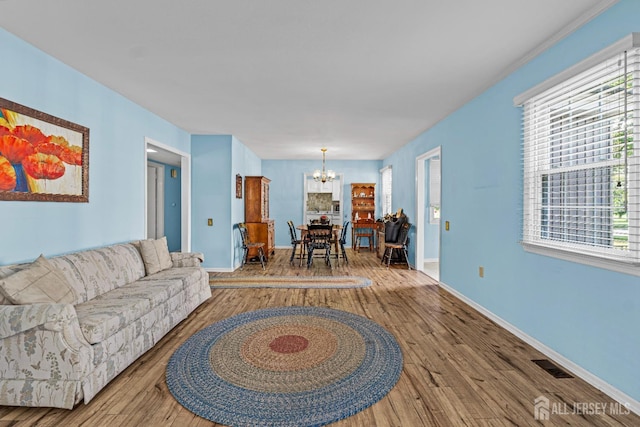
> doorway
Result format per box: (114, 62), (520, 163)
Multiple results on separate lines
(144, 137), (192, 252)
(415, 147), (441, 280)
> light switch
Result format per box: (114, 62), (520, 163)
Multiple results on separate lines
(207, 218), (213, 226)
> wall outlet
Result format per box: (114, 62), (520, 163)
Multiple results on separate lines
(479, 266), (484, 278)
(207, 218), (213, 226)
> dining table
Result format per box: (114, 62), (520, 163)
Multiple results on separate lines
(297, 224), (342, 254)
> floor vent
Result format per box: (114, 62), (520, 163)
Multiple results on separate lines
(532, 359), (573, 378)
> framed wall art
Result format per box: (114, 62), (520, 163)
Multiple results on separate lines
(0, 97), (89, 202)
(236, 174), (243, 199)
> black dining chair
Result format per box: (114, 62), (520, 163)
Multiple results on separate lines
(337, 221), (350, 266)
(287, 220), (305, 266)
(381, 222), (411, 269)
(306, 224), (333, 268)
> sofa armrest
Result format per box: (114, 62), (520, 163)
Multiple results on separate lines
(170, 252), (204, 267)
(0, 303), (94, 408)
(0, 303), (81, 339)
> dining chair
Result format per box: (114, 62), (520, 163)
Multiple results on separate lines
(287, 220), (305, 266)
(337, 221), (350, 265)
(306, 224), (333, 268)
(238, 222), (266, 270)
(354, 218), (375, 252)
(381, 222), (411, 269)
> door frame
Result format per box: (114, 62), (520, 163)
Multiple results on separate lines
(415, 146), (441, 274)
(144, 137), (192, 252)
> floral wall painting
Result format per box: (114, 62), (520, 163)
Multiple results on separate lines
(0, 97), (89, 202)
(236, 174), (242, 199)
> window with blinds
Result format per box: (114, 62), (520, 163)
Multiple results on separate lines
(381, 166), (392, 216)
(518, 34), (640, 270)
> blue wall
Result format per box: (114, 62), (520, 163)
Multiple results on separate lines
(191, 135), (261, 270)
(231, 136), (261, 268)
(385, 0), (640, 401)
(191, 135), (232, 269)
(384, 143), (420, 264)
(0, 27), (190, 264)
(262, 159), (381, 247)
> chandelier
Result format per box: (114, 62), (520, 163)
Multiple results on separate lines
(313, 148), (336, 183)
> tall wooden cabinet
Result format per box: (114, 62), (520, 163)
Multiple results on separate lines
(244, 176), (275, 260)
(351, 183), (376, 251)
(351, 183), (376, 222)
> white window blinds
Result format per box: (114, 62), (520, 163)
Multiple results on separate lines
(381, 166), (392, 216)
(519, 36), (640, 267)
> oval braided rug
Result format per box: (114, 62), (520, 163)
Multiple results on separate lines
(166, 306), (403, 427)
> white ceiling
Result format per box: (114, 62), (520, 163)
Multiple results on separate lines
(0, 0), (612, 160)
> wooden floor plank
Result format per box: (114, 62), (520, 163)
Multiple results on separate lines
(0, 249), (637, 426)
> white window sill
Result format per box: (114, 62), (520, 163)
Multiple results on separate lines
(521, 242), (640, 277)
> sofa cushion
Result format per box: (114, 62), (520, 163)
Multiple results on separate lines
(94, 279), (184, 310)
(73, 276), (185, 344)
(170, 252), (204, 268)
(75, 297), (151, 344)
(139, 266), (206, 291)
(48, 244), (146, 303)
(139, 237), (173, 275)
(90, 290), (186, 367)
(0, 255), (77, 305)
(0, 264), (24, 305)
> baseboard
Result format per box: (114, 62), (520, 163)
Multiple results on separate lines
(205, 267), (235, 273)
(423, 258), (438, 263)
(438, 281), (640, 416)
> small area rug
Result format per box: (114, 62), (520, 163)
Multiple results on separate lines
(166, 306), (403, 427)
(209, 275), (371, 289)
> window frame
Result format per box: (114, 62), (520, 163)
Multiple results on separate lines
(515, 33), (640, 276)
(380, 165), (393, 217)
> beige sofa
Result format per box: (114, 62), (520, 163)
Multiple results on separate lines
(0, 238), (211, 409)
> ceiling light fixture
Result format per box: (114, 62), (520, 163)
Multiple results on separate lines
(313, 148), (335, 183)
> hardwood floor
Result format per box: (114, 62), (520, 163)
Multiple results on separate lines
(1, 249), (637, 426)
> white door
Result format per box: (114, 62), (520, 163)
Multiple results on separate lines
(147, 165), (157, 238)
(146, 163), (164, 239)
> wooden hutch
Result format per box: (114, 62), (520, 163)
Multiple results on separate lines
(244, 176), (275, 260)
(351, 183), (376, 250)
